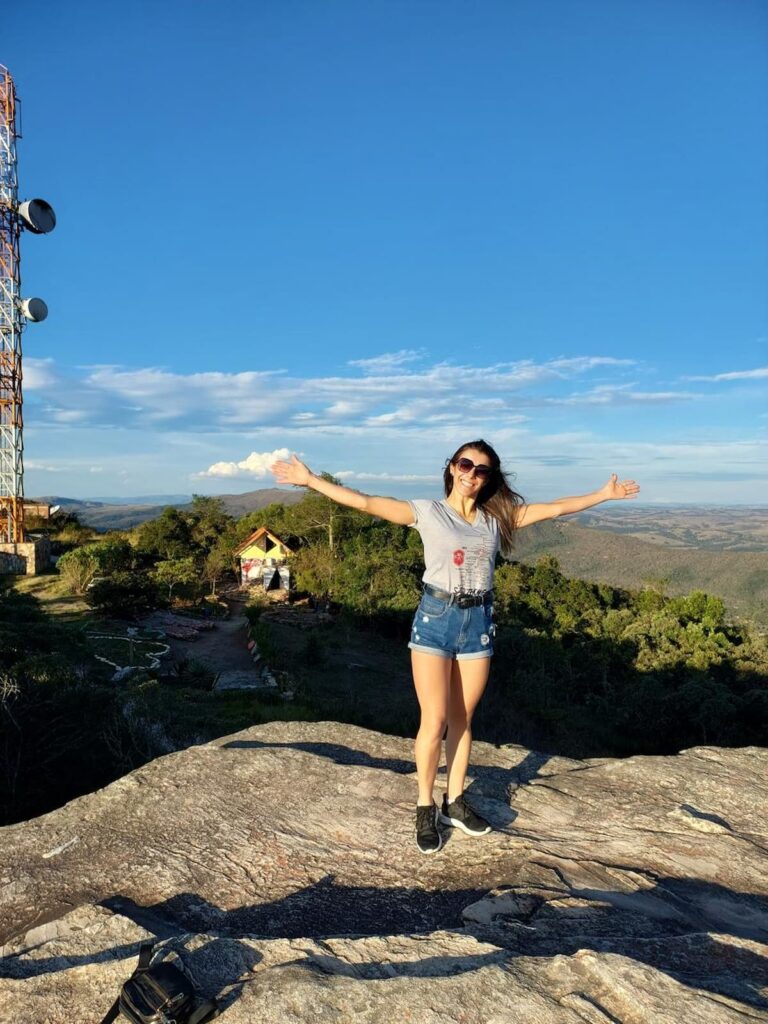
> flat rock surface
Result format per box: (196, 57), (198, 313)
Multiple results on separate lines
(1, 721), (767, 1022)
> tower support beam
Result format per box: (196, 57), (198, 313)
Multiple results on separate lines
(0, 66), (24, 544)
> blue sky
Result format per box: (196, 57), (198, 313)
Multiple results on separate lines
(7, 0), (767, 504)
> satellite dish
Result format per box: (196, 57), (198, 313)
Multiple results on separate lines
(18, 198), (56, 234)
(50, 505), (61, 515)
(21, 297), (48, 321)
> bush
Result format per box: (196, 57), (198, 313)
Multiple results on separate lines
(57, 538), (134, 595)
(85, 572), (160, 619)
(250, 620), (276, 662)
(165, 658), (218, 690)
(244, 592), (270, 625)
(57, 546), (101, 595)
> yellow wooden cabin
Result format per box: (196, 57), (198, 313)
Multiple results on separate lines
(235, 527), (294, 590)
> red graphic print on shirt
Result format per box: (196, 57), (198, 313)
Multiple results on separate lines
(453, 549), (465, 566)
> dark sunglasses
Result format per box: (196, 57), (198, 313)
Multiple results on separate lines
(455, 457), (494, 479)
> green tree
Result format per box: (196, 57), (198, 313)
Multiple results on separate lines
(188, 495), (234, 555)
(283, 476), (369, 550)
(57, 546), (101, 594)
(203, 535), (237, 595)
(292, 543), (337, 597)
(85, 572), (160, 618)
(235, 502), (295, 544)
(57, 538), (134, 595)
(135, 507), (192, 561)
(152, 557), (200, 601)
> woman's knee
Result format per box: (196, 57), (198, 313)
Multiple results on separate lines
(447, 709), (471, 734)
(417, 714), (447, 742)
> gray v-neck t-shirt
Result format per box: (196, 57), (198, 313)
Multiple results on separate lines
(408, 499), (500, 595)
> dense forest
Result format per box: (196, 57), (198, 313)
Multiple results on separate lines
(1, 490), (766, 826)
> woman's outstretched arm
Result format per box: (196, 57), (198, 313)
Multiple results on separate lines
(516, 473), (640, 529)
(271, 454), (415, 526)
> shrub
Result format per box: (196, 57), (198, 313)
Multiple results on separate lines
(85, 572), (160, 618)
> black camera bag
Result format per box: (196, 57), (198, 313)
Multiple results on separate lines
(100, 941), (219, 1024)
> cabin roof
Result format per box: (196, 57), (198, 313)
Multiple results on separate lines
(234, 526), (294, 557)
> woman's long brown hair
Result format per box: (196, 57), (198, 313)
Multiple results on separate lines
(443, 439), (524, 556)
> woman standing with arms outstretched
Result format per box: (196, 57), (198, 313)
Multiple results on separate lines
(273, 441), (639, 854)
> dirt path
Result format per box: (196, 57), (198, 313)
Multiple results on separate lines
(163, 601), (254, 673)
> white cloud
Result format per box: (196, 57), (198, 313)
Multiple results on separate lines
(24, 357), (60, 390)
(25, 353), (650, 436)
(348, 349), (425, 373)
(549, 385), (703, 406)
(334, 471), (441, 482)
(49, 408), (92, 423)
(195, 447), (291, 479)
(23, 351), (764, 502)
(686, 366), (768, 382)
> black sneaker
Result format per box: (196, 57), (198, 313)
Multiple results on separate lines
(416, 802), (443, 854)
(439, 793), (491, 836)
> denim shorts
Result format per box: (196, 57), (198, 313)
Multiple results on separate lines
(408, 591), (495, 661)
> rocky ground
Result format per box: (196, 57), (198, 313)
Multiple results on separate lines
(0, 721), (766, 1023)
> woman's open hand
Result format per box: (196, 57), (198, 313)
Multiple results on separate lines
(271, 453), (312, 487)
(601, 473), (640, 500)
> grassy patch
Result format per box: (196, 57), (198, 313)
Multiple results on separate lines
(13, 572), (92, 624)
(88, 634), (168, 669)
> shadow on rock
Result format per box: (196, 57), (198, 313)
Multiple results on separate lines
(468, 874), (768, 1010)
(102, 877), (491, 940)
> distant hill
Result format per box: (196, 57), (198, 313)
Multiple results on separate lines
(514, 519), (768, 627)
(575, 504), (768, 552)
(32, 488), (304, 531)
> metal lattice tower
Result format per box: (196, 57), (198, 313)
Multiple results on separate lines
(0, 66), (23, 543)
(0, 66), (54, 546)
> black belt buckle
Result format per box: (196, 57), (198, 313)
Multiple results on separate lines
(456, 594), (475, 609)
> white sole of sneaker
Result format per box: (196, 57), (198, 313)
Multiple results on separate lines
(438, 812), (491, 836)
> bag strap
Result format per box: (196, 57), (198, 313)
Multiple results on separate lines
(98, 941), (155, 1023)
(188, 998), (220, 1023)
(136, 941), (155, 970)
(99, 997), (121, 1024)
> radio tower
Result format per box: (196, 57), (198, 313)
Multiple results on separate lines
(0, 65), (55, 549)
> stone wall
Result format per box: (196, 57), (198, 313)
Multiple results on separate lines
(0, 538), (51, 575)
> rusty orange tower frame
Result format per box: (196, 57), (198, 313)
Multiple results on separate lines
(0, 66), (24, 543)
(0, 66), (55, 548)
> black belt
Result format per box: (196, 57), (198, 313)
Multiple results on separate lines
(423, 583), (492, 608)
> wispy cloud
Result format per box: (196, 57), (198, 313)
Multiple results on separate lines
(685, 366), (768, 382)
(22, 353), (651, 436)
(348, 349), (426, 374)
(24, 352), (764, 502)
(334, 471), (441, 482)
(24, 357), (59, 389)
(547, 384), (703, 405)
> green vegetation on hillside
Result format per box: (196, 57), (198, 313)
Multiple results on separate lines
(2, 488), (766, 826)
(514, 519), (768, 627)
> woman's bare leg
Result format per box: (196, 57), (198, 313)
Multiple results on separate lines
(445, 657), (491, 800)
(411, 651), (452, 805)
